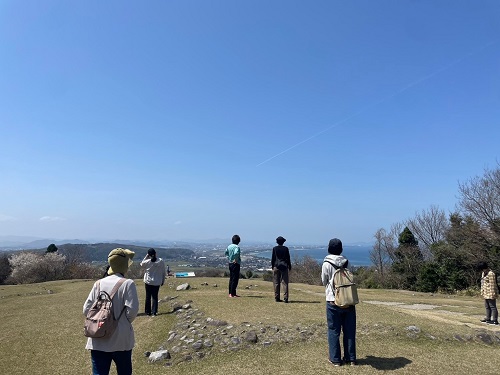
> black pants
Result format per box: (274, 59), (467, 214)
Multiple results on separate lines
(273, 268), (289, 301)
(228, 262), (240, 296)
(144, 284), (160, 315)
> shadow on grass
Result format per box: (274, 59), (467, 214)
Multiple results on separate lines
(243, 296), (320, 304)
(358, 355), (412, 370)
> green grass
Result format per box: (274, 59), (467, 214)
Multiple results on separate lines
(0, 278), (499, 374)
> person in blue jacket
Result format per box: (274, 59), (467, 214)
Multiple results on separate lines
(225, 234), (241, 298)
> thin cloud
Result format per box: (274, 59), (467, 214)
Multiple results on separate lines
(39, 216), (66, 222)
(256, 40), (497, 166)
(0, 214), (17, 222)
(173, 221), (182, 225)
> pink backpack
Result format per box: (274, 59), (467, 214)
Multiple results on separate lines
(84, 278), (126, 338)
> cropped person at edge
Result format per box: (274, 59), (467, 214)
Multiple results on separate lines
(478, 261), (499, 325)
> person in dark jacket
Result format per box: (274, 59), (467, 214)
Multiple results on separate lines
(271, 236), (292, 303)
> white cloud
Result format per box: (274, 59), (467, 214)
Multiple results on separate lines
(0, 214), (17, 221)
(173, 221), (182, 225)
(39, 216), (66, 222)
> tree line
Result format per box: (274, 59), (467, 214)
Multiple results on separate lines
(367, 163), (500, 293)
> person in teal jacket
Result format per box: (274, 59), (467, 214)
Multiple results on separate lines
(225, 234), (241, 297)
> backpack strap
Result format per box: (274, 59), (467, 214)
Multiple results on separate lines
(323, 260), (340, 270)
(323, 260), (340, 288)
(108, 278), (126, 299)
(323, 260), (354, 286)
(101, 278), (127, 320)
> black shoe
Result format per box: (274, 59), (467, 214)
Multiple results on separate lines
(275, 298), (282, 302)
(486, 320), (499, 325)
(480, 318), (490, 323)
(284, 299), (288, 303)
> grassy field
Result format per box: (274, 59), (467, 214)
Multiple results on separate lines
(1, 277), (499, 375)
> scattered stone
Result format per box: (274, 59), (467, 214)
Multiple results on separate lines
(192, 341), (203, 350)
(167, 333), (177, 342)
(406, 326), (421, 334)
(148, 350), (171, 362)
(476, 332), (493, 345)
(176, 283), (190, 291)
(244, 331), (258, 343)
(231, 337), (241, 345)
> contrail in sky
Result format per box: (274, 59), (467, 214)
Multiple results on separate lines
(256, 41), (497, 167)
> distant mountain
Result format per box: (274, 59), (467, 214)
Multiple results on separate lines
(0, 236), (90, 250)
(56, 243), (194, 262)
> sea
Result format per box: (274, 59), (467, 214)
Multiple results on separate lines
(254, 245), (372, 267)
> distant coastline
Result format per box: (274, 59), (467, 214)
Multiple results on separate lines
(254, 245), (372, 267)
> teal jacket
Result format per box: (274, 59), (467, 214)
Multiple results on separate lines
(225, 244), (241, 264)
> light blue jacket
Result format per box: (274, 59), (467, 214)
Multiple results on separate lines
(225, 244), (241, 264)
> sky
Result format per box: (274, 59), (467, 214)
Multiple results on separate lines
(1, 1), (499, 245)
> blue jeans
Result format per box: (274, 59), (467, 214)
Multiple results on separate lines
(145, 284), (160, 315)
(91, 350), (132, 375)
(326, 302), (356, 364)
(485, 299), (498, 321)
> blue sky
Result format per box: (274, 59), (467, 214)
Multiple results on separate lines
(1, 1), (499, 245)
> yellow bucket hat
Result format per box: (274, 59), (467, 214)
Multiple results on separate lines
(107, 248), (135, 275)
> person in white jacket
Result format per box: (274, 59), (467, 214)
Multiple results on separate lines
(83, 248), (139, 375)
(321, 238), (356, 367)
(140, 248), (166, 316)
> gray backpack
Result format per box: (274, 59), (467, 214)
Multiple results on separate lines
(84, 278), (126, 338)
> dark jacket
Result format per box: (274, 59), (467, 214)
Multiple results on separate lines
(272, 245), (291, 271)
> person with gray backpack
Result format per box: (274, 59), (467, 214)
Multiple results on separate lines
(83, 248), (139, 375)
(321, 238), (357, 367)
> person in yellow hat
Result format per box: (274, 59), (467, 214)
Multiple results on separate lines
(83, 248), (139, 375)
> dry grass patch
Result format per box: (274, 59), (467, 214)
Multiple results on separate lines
(0, 278), (499, 375)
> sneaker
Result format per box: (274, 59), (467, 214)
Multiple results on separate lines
(229, 294), (234, 298)
(486, 320), (499, 325)
(328, 359), (341, 367)
(480, 318), (490, 323)
(275, 298), (282, 302)
(284, 299), (288, 303)
(233, 294), (240, 297)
